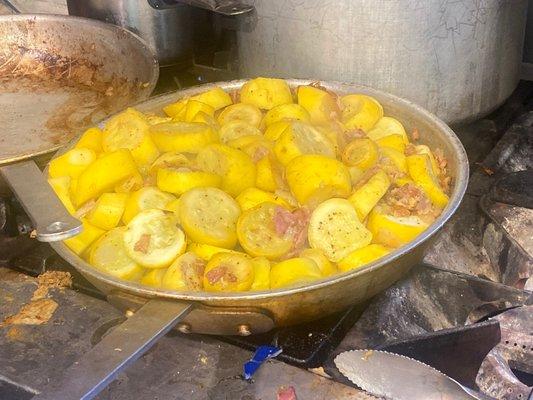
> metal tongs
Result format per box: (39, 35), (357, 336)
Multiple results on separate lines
(334, 350), (497, 400)
(148, 0), (253, 16)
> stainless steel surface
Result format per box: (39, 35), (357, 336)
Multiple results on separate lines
(67, 0), (199, 66)
(235, 1), (527, 124)
(335, 350), (494, 400)
(67, 0), (252, 65)
(0, 161), (81, 241)
(35, 79), (469, 329)
(148, 0), (253, 16)
(33, 299), (193, 400)
(0, 14), (158, 167)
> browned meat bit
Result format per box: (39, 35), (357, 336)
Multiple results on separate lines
(205, 265), (237, 285)
(273, 206), (293, 236)
(411, 127), (420, 141)
(405, 143), (417, 156)
(134, 234), (151, 253)
(285, 208), (311, 257)
(434, 148), (448, 175)
(379, 155), (407, 182)
(385, 183), (434, 216)
(273, 206), (311, 257)
(440, 175), (452, 193)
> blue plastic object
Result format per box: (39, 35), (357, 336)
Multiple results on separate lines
(243, 345), (283, 380)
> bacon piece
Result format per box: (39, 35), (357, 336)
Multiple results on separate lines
(386, 183), (435, 216)
(411, 128), (420, 141)
(277, 386), (297, 400)
(273, 206), (293, 236)
(434, 148), (447, 171)
(134, 234), (151, 254)
(205, 265), (237, 285)
(440, 175), (452, 193)
(273, 206), (311, 257)
(285, 208), (311, 255)
(405, 143), (417, 156)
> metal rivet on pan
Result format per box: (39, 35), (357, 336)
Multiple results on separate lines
(177, 323), (192, 334)
(46, 221), (68, 232)
(125, 309), (135, 318)
(237, 324), (252, 336)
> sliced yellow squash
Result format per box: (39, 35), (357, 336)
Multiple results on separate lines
(240, 77), (293, 110)
(270, 257), (322, 289)
(308, 198), (372, 262)
(203, 252), (254, 292)
(179, 187), (240, 248)
(89, 227), (144, 280)
(123, 209), (186, 268)
(337, 244), (390, 272)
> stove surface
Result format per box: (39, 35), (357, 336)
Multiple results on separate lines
(1, 80), (532, 399)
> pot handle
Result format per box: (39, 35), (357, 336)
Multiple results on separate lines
(32, 299), (193, 400)
(148, 0), (254, 16)
(0, 161), (82, 242)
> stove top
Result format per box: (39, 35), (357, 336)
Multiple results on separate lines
(0, 79), (532, 400)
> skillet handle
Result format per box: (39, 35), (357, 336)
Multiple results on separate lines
(33, 299), (193, 400)
(0, 160), (82, 242)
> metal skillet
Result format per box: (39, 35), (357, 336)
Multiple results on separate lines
(17, 79), (467, 399)
(0, 14), (158, 241)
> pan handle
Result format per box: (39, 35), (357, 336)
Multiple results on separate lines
(32, 299), (193, 400)
(0, 161), (82, 242)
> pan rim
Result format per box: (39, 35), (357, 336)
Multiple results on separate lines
(50, 78), (469, 301)
(0, 13), (159, 165)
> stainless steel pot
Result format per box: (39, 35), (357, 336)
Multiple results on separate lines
(67, 0), (253, 66)
(13, 79), (468, 400)
(235, 0), (528, 124)
(0, 14), (158, 225)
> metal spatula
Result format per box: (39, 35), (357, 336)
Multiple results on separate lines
(334, 350), (495, 400)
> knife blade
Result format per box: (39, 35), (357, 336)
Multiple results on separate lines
(334, 350), (495, 400)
